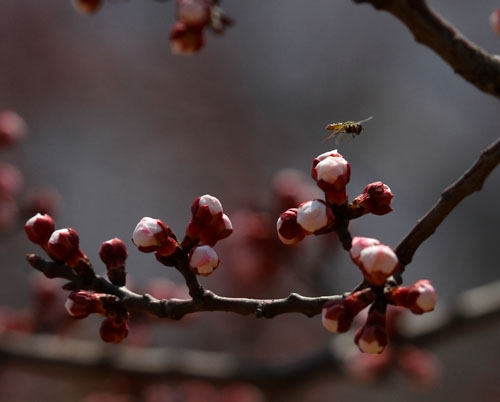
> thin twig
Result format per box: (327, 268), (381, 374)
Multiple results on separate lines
(353, 0), (500, 99)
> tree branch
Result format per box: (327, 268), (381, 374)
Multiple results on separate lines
(394, 136), (500, 280)
(27, 255), (342, 320)
(354, 0), (500, 99)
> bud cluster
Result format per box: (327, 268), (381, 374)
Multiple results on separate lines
(65, 290), (129, 343)
(170, 0), (233, 54)
(277, 150), (393, 246)
(132, 194), (232, 276)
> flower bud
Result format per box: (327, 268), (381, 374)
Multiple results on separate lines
(351, 182), (393, 216)
(47, 228), (89, 267)
(0, 110), (26, 149)
(321, 300), (354, 333)
(312, 150), (350, 204)
(72, 0), (103, 15)
(296, 199), (335, 234)
(349, 236), (381, 265)
(170, 22), (205, 54)
(356, 244), (399, 286)
(100, 316), (129, 343)
(276, 208), (306, 245)
(490, 9), (500, 36)
(185, 195), (232, 246)
(64, 291), (105, 319)
(189, 245), (219, 276)
(132, 217), (178, 256)
(398, 346), (441, 388)
(25, 213), (55, 249)
(99, 238), (128, 286)
(0, 163), (23, 197)
(177, 0), (211, 27)
(355, 309), (387, 354)
(391, 280), (437, 314)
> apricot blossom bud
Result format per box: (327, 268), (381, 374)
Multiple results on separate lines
(391, 280), (437, 314)
(100, 316), (129, 343)
(0, 163), (23, 196)
(99, 238), (128, 286)
(47, 228), (89, 268)
(25, 213), (55, 245)
(276, 208), (306, 245)
(356, 244), (399, 286)
(349, 237), (381, 265)
(322, 300), (354, 333)
(355, 308), (387, 354)
(0, 110), (26, 148)
(64, 291), (105, 319)
(490, 9), (500, 36)
(296, 199), (335, 234)
(351, 182), (393, 216)
(132, 217), (178, 256)
(177, 0), (211, 27)
(312, 150), (350, 205)
(189, 245), (219, 276)
(170, 22), (204, 54)
(72, 0), (103, 15)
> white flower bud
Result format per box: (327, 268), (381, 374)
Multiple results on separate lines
(132, 217), (163, 248)
(189, 245), (220, 276)
(296, 200), (334, 233)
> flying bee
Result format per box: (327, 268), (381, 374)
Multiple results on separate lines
(324, 116), (373, 143)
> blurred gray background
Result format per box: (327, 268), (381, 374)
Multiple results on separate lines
(0, 0), (499, 401)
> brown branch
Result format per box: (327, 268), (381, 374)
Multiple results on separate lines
(394, 136), (500, 280)
(354, 0), (500, 99)
(2, 278), (499, 385)
(27, 254), (342, 320)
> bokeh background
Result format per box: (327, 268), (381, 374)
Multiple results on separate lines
(0, 0), (499, 401)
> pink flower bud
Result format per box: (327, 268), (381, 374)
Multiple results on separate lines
(100, 316), (129, 343)
(132, 217), (178, 256)
(0, 195), (18, 231)
(355, 309), (387, 354)
(189, 245), (219, 276)
(490, 9), (500, 36)
(357, 244), (399, 286)
(25, 213), (55, 245)
(177, 0), (211, 27)
(0, 110), (26, 149)
(351, 182), (393, 216)
(65, 291), (105, 319)
(191, 194), (223, 221)
(349, 236), (381, 265)
(47, 228), (88, 267)
(398, 346), (441, 388)
(99, 238), (128, 286)
(0, 163), (23, 197)
(296, 199), (335, 234)
(72, 0), (103, 15)
(391, 280), (437, 314)
(276, 208), (306, 245)
(321, 300), (354, 333)
(170, 22), (205, 54)
(312, 150), (350, 204)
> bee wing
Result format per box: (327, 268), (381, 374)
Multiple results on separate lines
(356, 116), (373, 125)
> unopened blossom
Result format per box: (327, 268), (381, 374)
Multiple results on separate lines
(0, 110), (26, 148)
(349, 237), (381, 265)
(189, 245), (220, 276)
(47, 228), (89, 267)
(132, 217), (178, 256)
(351, 181), (393, 216)
(72, 0), (103, 15)
(391, 280), (438, 314)
(355, 309), (388, 354)
(0, 163), (23, 196)
(296, 199), (335, 234)
(170, 22), (205, 54)
(25, 213), (55, 246)
(99, 238), (128, 286)
(177, 0), (212, 27)
(276, 208), (306, 245)
(311, 150), (350, 205)
(65, 291), (105, 319)
(100, 316), (129, 343)
(490, 9), (500, 36)
(356, 244), (399, 286)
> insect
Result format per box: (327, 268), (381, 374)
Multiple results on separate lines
(324, 116), (373, 143)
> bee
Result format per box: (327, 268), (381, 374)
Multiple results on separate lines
(324, 116), (373, 143)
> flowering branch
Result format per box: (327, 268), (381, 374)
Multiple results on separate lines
(2, 278), (500, 384)
(353, 0), (500, 99)
(394, 136), (500, 281)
